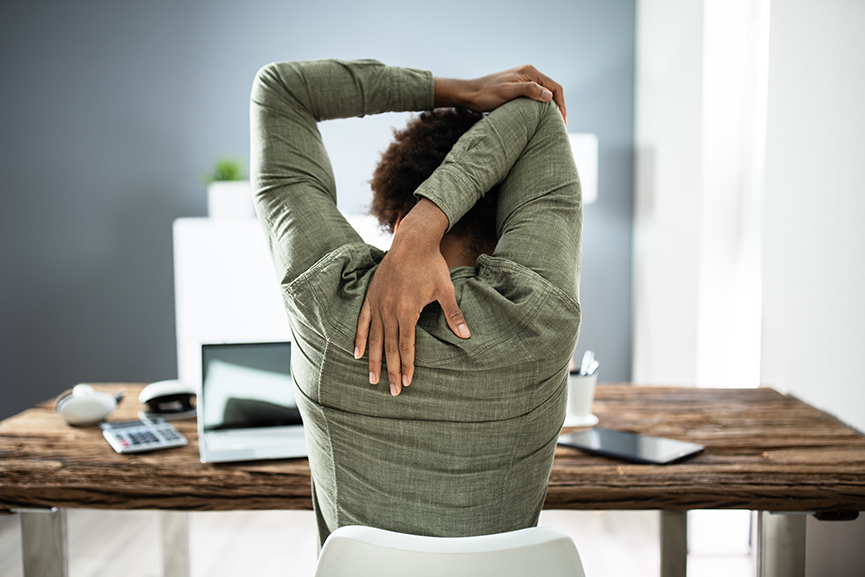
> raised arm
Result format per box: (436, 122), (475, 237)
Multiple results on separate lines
(414, 95), (579, 291)
(355, 67), (577, 395)
(249, 59), (434, 285)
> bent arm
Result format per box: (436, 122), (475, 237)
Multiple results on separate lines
(415, 97), (582, 295)
(358, 96), (580, 394)
(249, 59), (434, 285)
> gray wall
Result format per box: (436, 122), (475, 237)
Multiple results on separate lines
(0, 0), (635, 420)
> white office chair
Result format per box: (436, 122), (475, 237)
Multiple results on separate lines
(314, 525), (586, 577)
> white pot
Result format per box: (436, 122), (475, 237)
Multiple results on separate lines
(207, 181), (255, 219)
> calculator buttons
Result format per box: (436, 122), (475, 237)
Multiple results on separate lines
(100, 419), (188, 454)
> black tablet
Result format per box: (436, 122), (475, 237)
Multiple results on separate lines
(558, 427), (705, 465)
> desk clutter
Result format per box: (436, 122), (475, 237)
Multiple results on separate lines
(49, 342), (306, 461)
(565, 350), (600, 427)
(137, 380), (196, 420)
(53, 381), (196, 454)
(3, 384), (865, 516)
(54, 384), (124, 426)
(100, 418), (188, 454)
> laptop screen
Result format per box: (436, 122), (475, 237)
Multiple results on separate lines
(200, 342), (300, 432)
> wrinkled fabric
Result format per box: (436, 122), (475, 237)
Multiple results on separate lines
(250, 59), (582, 548)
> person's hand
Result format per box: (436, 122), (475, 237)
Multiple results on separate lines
(354, 199), (470, 396)
(435, 64), (567, 123)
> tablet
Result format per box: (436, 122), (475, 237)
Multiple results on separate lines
(558, 427), (705, 465)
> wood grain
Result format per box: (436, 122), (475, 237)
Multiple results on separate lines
(548, 385), (865, 513)
(0, 384), (311, 513)
(1, 384), (863, 514)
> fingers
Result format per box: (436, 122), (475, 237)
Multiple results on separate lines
(363, 309), (406, 397)
(398, 318), (416, 390)
(367, 310), (384, 386)
(354, 299), (371, 360)
(553, 89), (567, 125)
(496, 67), (567, 123)
(383, 316), (402, 396)
(439, 289), (471, 341)
(371, 306), (415, 397)
(457, 64), (567, 120)
(389, 307), (418, 396)
(517, 81), (554, 103)
(523, 66), (567, 124)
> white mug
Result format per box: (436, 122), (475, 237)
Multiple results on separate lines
(564, 371), (599, 427)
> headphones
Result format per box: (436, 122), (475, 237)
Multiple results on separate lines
(54, 384), (122, 426)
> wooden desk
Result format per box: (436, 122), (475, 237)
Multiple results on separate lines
(2, 384), (864, 577)
(550, 386), (865, 513)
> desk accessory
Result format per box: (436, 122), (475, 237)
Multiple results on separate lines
(100, 417), (188, 453)
(564, 351), (599, 427)
(139, 380), (196, 420)
(54, 384), (123, 426)
(558, 427), (705, 465)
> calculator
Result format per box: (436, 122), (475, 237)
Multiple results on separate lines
(100, 417), (188, 453)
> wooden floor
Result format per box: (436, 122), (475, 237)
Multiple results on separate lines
(0, 509), (753, 577)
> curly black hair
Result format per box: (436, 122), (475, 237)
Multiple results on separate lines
(369, 108), (498, 251)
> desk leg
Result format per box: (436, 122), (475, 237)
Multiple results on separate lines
(661, 510), (687, 577)
(754, 511), (806, 577)
(160, 511), (189, 577)
(19, 508), (68, 577)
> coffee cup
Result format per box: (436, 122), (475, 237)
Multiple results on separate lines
(564, 370), (599, 427)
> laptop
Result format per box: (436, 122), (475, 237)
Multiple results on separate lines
(198, 341), (307, 463)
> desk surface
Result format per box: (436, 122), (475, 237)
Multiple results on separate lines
(1, 384), (863, 514)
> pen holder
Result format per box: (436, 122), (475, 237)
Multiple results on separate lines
(564, 371), (599, 428)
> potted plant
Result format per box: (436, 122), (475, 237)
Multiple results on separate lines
(205, 157), (254, 219)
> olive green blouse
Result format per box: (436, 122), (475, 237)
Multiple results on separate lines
(250, 59), (582, 548)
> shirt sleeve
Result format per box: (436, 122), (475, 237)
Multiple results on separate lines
(249, 59), (435, 286)
(414, 98), (582, 297)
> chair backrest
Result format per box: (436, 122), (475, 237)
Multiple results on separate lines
(314, 525), (586, 577)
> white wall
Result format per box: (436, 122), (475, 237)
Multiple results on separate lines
(637, 0), (865, 571)
(637, 0), (865, 414)
(634, 0), (766, 387)
(633, 0), (704, 385)
(762, 0), (865, 562)
(761, 0), (865, 434)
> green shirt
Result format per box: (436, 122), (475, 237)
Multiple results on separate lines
(250, 59), (582, 547)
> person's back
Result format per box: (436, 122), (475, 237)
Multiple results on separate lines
(249, 59), (581, 547)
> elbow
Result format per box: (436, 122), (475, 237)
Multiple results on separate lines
(253, 62), (281, 85)
(251, 62), (279, 101)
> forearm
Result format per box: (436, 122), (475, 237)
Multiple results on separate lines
(251, 59), (434, 199)
(253, 59), (433, 123)
(249, 59), (435, 283)
(392, 198), (450, 252)
(415, 97), (581, 292)
(412, 97), (544, 233)
(433, 77), (475, 109)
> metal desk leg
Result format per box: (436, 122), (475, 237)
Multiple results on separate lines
(661, 510), (688, 577)
(754, 511), (806, 577)
(160, 511), (189, 577)
(19, 508), (68, 577)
